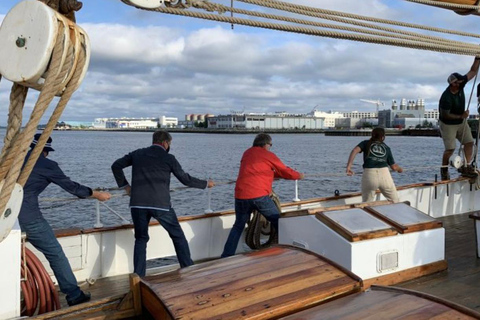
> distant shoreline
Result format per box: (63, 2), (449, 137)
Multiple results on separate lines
(50, 127), (441, 136)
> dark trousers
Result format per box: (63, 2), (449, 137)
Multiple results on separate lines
(20, 217), (82, 303)
(221, 195), (280, 257)
(131, 207), (193, 276)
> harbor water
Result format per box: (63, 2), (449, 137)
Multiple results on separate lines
(0, 130), (457, 230)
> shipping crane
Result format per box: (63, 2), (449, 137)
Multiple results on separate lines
(360, 99), (384, 114)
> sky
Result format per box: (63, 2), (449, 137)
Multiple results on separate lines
(0, 0), (480, 125)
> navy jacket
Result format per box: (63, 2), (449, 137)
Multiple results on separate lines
(111, 145), (207, 210)
(19, 151), (92, 224)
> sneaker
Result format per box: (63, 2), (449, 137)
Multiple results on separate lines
(440, 168), (450, 181)
(67, 291), (91, 306)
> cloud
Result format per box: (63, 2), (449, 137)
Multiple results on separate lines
(0, 0), (479, 125)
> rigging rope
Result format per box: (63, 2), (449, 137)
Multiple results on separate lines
(406, 0), (480, 11)
(122, 0), (480, 57)
(0, 16), (88, 222)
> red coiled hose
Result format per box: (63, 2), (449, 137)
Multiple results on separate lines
(21, 245), (61, 316)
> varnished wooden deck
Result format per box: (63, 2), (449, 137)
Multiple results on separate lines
(398, 212), (480, 313)
(54, 211), (480, 317)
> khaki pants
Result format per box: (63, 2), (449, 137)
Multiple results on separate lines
(439, 120), (474, 150)
(361, 167), (399, 203)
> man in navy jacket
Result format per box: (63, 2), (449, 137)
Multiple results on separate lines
(111, 130), (214, 276)
(20, 133), (111, 306)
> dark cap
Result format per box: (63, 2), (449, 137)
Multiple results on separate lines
(448, 72), (467, 84)
(30, 133), (54, 152)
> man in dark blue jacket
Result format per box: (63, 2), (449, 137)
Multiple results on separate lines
(20, 133), (111, 306)
(111, 130), (214, 276)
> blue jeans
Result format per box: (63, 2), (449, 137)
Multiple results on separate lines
(20, 217), (82, 302)
(221, 196), (280, 257)
(131, 207), (193, 276)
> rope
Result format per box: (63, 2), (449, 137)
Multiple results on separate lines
(455, 72), (478, 164)
(237, 0), (480, 42)
(0, 16), (87, 221)
(0, 23), (68, 220)
(21, 245), (61, 316)
(220, 2), (478, 50)
(0, 83), (28, 180)
(406, 0), (480, 11)
(124, 2), (480, 57)
(241, 0), (480, 39)
(245, 191), (280, 250)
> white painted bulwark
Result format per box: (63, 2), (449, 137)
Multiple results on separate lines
(27, 214), (237, 281)
(0, 222), (21, 319)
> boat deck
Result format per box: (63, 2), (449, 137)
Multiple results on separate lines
(53, 211), (480, 316)
(397, 211), (480, 312)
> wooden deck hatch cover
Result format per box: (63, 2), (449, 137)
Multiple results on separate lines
(315, 208), (398, 242)
(280, 285), (480, 319)
(139, 245), (363, 320)
(365, 202), (443, 234)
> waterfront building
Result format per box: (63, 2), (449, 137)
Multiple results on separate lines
(159, 116), (178, 128)
(309, 110), (344, 128)
(93, 117), (159, 129)
(424, 109), (439, 119)
(393, 118), (437, 128)
(342, 111), (377, 119)
(207, 111), (324, 129)
(181, 114), (214, 128)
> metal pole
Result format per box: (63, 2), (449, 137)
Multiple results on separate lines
(94, 200), (103, 228)
(205, 186), (213, 213)
(292, 180), (300, 202)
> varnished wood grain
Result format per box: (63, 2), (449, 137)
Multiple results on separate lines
(280, 285), (480, 319)
(140, 245), (361, 320)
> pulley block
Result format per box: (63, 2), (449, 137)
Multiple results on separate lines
(0, 0), (90, 95)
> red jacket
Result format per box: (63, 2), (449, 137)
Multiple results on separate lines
(235, 146), (301, 199)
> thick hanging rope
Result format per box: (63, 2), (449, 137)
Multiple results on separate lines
(0, 18), (86, 222)
(0, 24), (67, 219)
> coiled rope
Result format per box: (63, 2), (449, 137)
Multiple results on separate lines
(21, 245), (61, 316)
(245, 191), (281, 250)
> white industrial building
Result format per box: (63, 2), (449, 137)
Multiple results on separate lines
(207, 112), (324, 129)
(159, 116), (178, 128)
(93, 117), (158, 129)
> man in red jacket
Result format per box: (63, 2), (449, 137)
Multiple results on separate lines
(221, 133), (304, 257)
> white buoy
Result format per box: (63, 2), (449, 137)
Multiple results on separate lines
(449, 154), (464, 169)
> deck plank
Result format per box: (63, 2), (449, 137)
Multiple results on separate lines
(280, 287), (480, 319)
(398, 212), (480, 313)
(54, 212), (480, 316)
(140, 246), (362, 319)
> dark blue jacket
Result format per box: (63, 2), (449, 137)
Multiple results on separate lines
(111, 145), (207, 210)
(19, 151), (92, 224)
